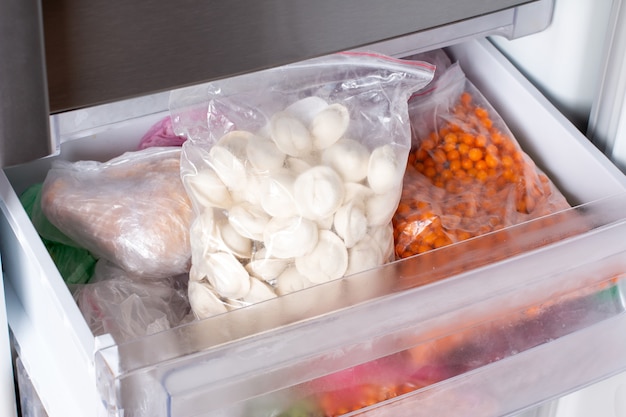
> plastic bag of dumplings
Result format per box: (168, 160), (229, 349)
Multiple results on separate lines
(169, 52), (435, 319)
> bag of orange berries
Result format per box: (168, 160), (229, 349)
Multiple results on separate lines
(393, 62), (571, 259)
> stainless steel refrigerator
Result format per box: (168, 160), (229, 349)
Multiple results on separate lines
(2, 1), (626, 416)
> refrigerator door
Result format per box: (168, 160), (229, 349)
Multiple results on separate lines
(41, 0), (550, 114)
(0, 0), (553, 168)
(0, 0), (54, 167)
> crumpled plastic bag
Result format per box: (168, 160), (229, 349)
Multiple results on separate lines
(73, 260), (192, 343)
(41, 147), (193, 279)
(393, 62), (571, 258)
(169, 51), (435, 319)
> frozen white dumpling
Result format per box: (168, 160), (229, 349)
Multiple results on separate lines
(246, 248), (289, 282)
(203, 251), (251, 299)
(246, 135), (286, 173)
(345, 237), (384, 276)
(322, 138), (370, 183)
(368, 223), (395, 262)
(270, 112), (313, 157)
(275, 266), (315, 295)
(285, 96), (329, 126)
(260, 170), (299, 218)
(343, 182), (373, 207)
(243, 278), (277, 303)
(316, 215), (334, 230)
(217, 130), (252, 155)
(190, 209), (251, 259)
(285, 156), (312, 176)
(210, 149), (246, 192)
(188, 280), (228, 319)
(365, 186), (402, 227)
(184, 168), (233, 210)
(295, 230), (348, 283)
(294, 166), (345, 220)
(189, 209), (222, 263)
(230, 171), (267, 207)
(228, 202), (271, 241)
(367, 144), (405, 194)
(333, 201), (368, 248)
(263, 216), (319, 259)
(217, 220), (253, 259)
(310, 103), (350, 150)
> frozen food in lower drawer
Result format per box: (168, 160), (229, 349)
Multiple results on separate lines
(1, 38), (626, 417)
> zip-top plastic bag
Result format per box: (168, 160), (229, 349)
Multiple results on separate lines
(170, 52), (435, 319)
(393, 62), (571, 259)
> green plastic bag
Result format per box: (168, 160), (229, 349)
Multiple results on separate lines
(20, 184), (97, 285)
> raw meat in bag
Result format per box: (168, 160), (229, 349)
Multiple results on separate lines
(170, 51), (435, 319)
(41, 147), (193, 279)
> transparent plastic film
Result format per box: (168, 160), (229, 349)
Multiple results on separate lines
(169, 52), (435, 319)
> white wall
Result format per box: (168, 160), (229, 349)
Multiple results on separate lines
(491, 0), (613, 131)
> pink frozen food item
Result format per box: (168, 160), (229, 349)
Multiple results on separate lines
(137, 116), (187, 150)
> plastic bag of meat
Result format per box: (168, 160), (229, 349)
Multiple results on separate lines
(41, 147), (193, 279)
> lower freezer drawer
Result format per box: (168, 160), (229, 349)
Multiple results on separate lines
(2, 38), (626, 417)
(99, 217), (626, 417)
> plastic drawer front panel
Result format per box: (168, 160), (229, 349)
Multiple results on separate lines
(1, 39), (626, 417)
(95, 204), (626, 417)
(15, 356), (49, 417)
(0, 260), (18, 417)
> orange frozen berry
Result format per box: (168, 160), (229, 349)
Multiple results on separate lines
(468, 147), (483, 162)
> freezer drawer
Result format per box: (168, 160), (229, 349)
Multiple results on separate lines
(2, 38), (626, 417)
(0, 259), (18, 417)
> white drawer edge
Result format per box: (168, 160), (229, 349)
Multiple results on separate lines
(0, 171), (94, 348)
(5, 280), (103, 417)
(0, 171), (100, 416)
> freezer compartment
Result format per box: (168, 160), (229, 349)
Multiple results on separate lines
(2, 38), (626, 417)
